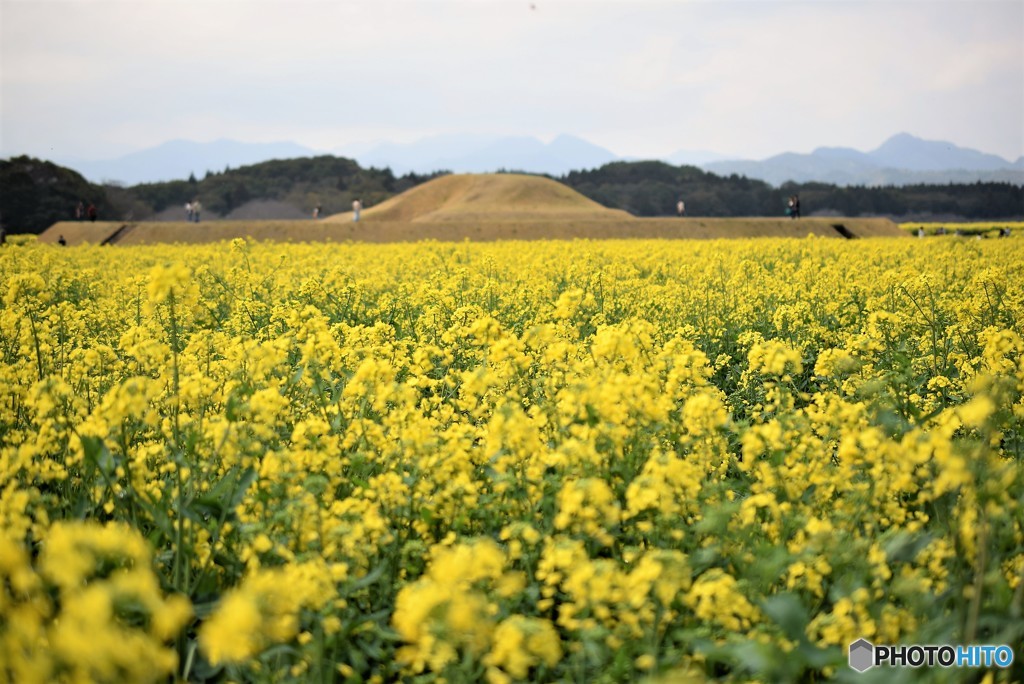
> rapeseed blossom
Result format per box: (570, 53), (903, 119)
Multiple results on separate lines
(0, 237), (1021, 681)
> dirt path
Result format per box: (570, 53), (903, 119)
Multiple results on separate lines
(38, 216), (903, 245)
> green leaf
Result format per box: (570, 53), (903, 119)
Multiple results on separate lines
(191, 598), (221, 620)
(882, 531), (933, 564)
(345, 563), (389, 593)
(228, 466), (258, 509)
(81, 435), (116, 478)
(760, 592), (809, 642)
(796, 641), (843, 669)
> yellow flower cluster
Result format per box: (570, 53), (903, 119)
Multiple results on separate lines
(1, 522), (191, 683)
(485, 615), (562, 683)
(1, 236), (1022, 681)
(199, 560), (339, 665)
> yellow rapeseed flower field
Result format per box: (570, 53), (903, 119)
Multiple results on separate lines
(1, 236), (1022, 682)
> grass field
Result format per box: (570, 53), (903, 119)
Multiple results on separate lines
(37, 216), (905, 246)
(2, 236), (1022, 682)
(35, 221), (128, 245)
(325, 173), (635, 223)
(31, 174), (904, 245)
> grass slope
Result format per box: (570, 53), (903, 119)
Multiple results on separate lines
(325, 173), (634, 223)
(36, 222), (126, 245)
(37, 217), (904, 245)
(37, 176), (903, 244)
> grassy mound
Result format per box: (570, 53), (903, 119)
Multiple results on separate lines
(35, 221), (126, 245)
(325, 173), (634, 223)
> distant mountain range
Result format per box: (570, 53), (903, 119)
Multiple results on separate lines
(345, 133), (619, 177)
(346, 134), (735, 176)
(703, 133), (1024, 186)
(61, 139), (319, 185)
(49, 133), (1024, 187)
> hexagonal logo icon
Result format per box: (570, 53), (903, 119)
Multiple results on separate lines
(848, 638), (875, 672)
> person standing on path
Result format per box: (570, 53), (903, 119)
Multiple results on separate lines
(192, 199), (202, 223)
(353, 199), (362, 222)
(786, 195), (801, 219)
(677, 199), (685, 217)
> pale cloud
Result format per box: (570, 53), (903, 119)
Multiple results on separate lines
(1, 0), (1021, 162)
(924, 41), (1022, 92)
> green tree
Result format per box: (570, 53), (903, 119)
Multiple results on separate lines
(0, 156), (115, 234)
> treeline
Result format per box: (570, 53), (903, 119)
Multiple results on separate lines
(125, 156), (445, 219)
(786, 181), (1024, 220)
(0, 157), (116, 234)
(561, 162), (775, 217)
(0, 155), (446, 233)
(560, 161), (1024, 219)
(3, 155), (1022, 234)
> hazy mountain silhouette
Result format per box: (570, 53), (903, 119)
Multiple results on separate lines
(869, 132), (1014, 171)
(346, 133), (618, 176)
(664, 149), (735, 166)
(62, 139), (318, 185)
(704, 133), (1023, 186)
(48, 132), (1023, 188)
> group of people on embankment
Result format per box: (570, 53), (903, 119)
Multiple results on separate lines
(74, 201), (98, 222)
(184, 201), (203, 222)
(310, 199), (361, 221)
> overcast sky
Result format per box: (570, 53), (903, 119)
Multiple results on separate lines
(2, 0), (1022, 162)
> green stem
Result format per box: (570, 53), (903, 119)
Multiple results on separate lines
(964, 512), (987, 644)
(167, 291), (188, 594)
(27, 313), (44, 381)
